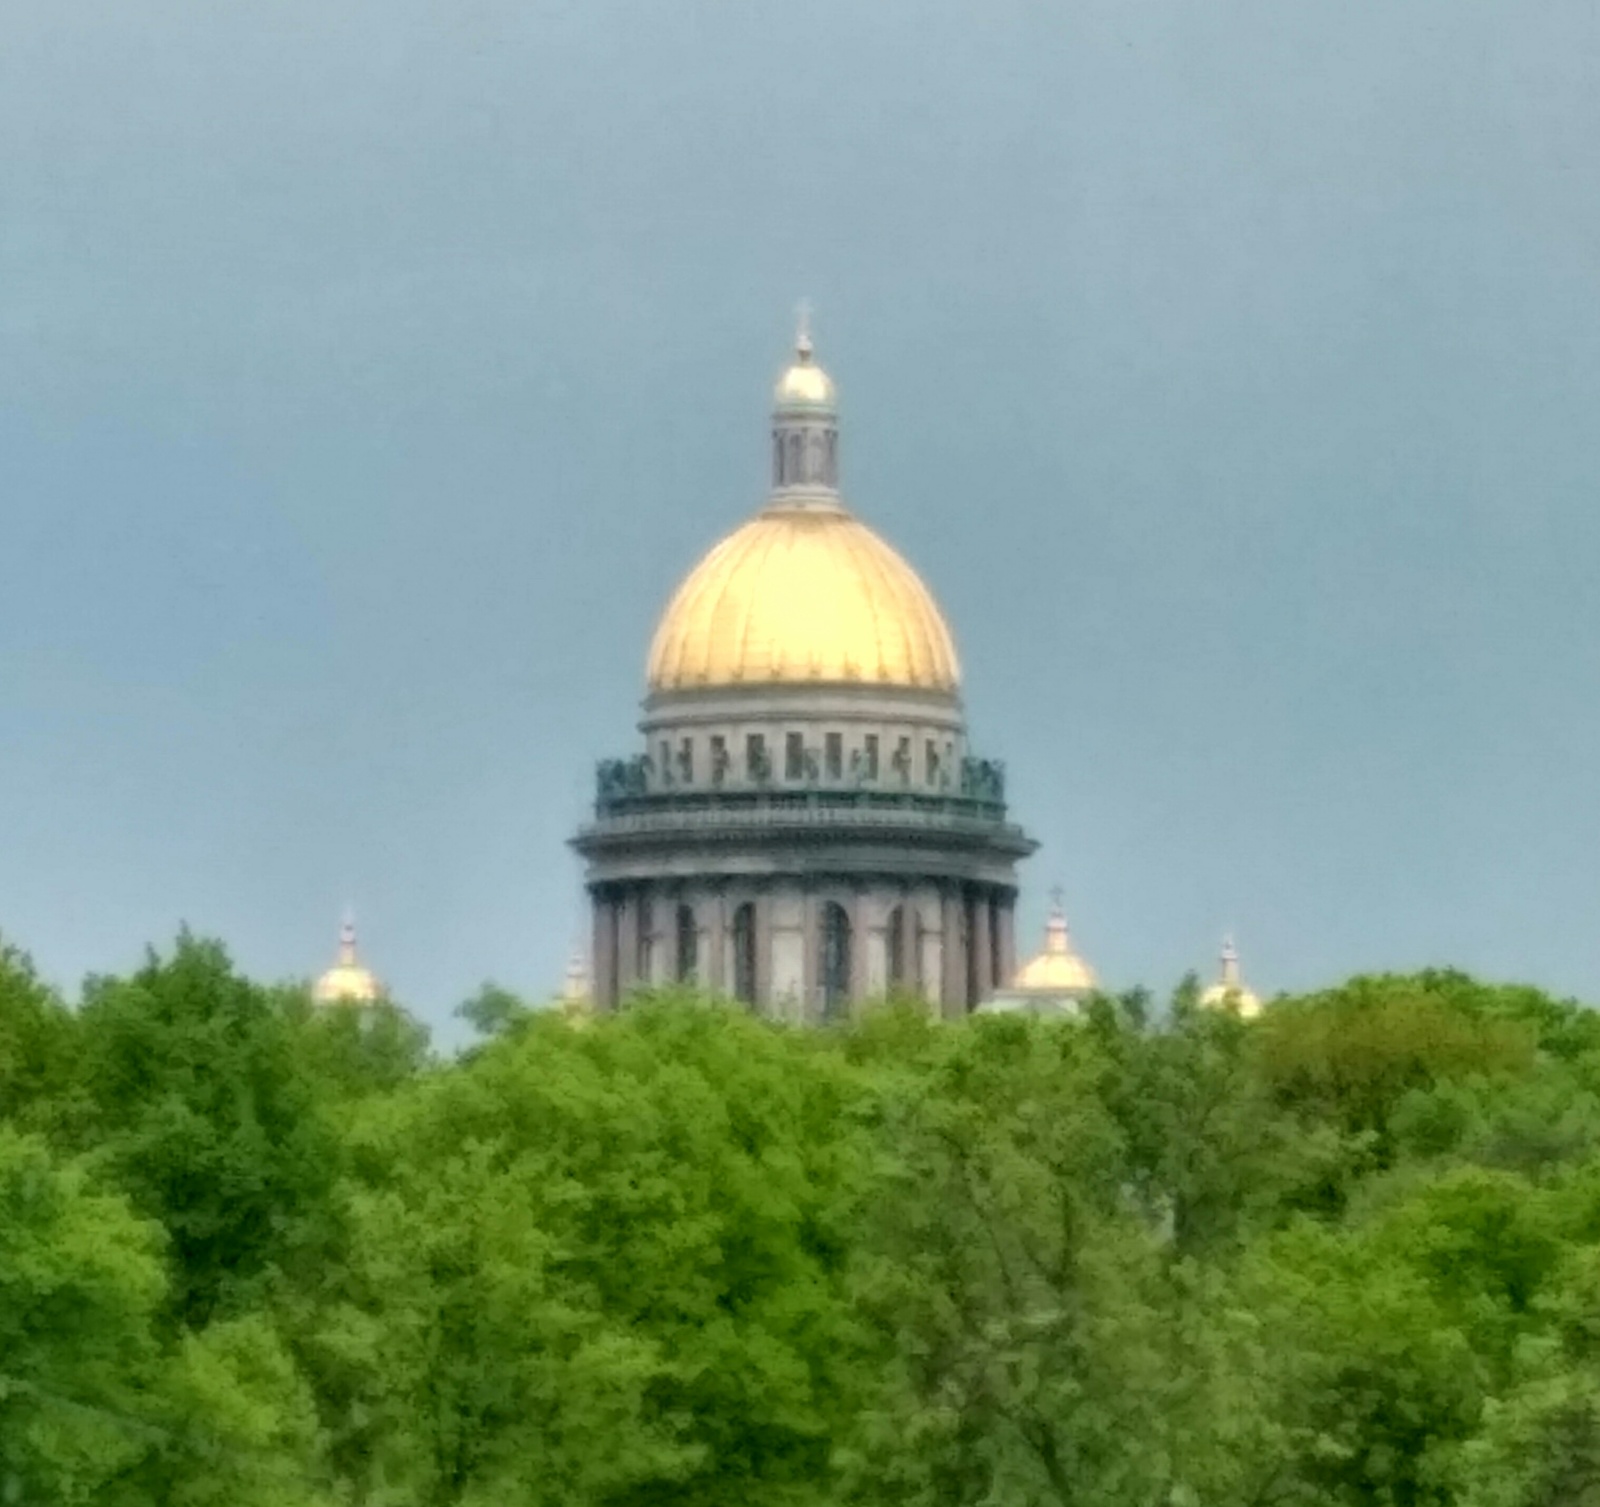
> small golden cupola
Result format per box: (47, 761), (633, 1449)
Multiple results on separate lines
(1199, 935), (1262, 1018)
(645, 313), (960, 696)
(980, 892), (1097, 1015)
(313, 913), (384, 1005)
(772, 309), (837, 409)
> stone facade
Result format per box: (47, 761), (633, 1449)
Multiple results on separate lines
(575, 685), (1032, 1018)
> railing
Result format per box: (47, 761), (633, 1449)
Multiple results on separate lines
(594, 753), (1009, 816)
(581, 786), (1031, 852)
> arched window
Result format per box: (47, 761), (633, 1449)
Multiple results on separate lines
(820, 902), (851, 1020)
(773, 432), (784, 485)
(787, 432), (801, 478)
(732, 903), (756, 1006)
(886, 905), (906, 991)
(676, 903), (697, 984)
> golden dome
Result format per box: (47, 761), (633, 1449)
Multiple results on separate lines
(313, 916), (383, 1005)
(1011, 902), (1097, 994)
(646, 500), (960, 693)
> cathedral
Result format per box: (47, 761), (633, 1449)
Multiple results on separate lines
(571, 321), (1036, 1018)
(310, 321), (1262, 1022)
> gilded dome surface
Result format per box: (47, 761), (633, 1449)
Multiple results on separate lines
(1011, 904), (1097, 994)
(773, 349), (836, 407)
(646, 501), (961, 693)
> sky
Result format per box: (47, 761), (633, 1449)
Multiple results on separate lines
(2, 0), (1599, 1039)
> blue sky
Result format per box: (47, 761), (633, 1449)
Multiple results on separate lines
(3, 0), (1598, 1036)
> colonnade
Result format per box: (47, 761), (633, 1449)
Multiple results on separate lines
(590, 878), (1017, 1018)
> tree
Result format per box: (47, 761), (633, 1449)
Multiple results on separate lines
(70, 933), (344, 1328)
(0, 935), (78, 1136)
(1256, 973), (1537, 1168)
(0, 1125), (165, 1503)
(842, 1011), (1178, 1507)
(310, 996), (874, 1506)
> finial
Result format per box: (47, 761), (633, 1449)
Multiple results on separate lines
(795, 299), (814, 361)
(339, 909), (358, 966)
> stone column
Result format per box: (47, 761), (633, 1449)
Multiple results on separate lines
(591, 893), (617, 1010)
(971, 888), (994, 1007)
(940, 886), (966, 1020)
(995, 893), (1017, 990)
(708, 888), (728, 997)
(801, 887), (819, 1022)
(909, 889), (926, 999)
(850, 885), (871, 1010)
(617, 889), (639, 995)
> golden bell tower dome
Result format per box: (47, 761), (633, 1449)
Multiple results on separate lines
(646, 317), (960, 695)
(771, 313), (837, 408)
(1200, 935), (1262, 1018)
(313, 913), (384, 1005)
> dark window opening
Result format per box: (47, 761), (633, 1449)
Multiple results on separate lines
(746, 734), (768, 782)
(675, 903), (697, 983)
(825, 732), (843, 780)
(710, 734), (728, 785)
(820, 902), (851, 1021)
(864, 734), (879, 781)
(785, 731), (804, 780)
(732, 903), (756, 1005)
(679, 737), (693, 784)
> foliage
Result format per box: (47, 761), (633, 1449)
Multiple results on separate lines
(4, 935), (1600, 1504)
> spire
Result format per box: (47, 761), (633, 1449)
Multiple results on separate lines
(770, 303), (840, 498)
(1044, 886), (1071, 955)
(338, 910), (358, 967)
(1219, 933), (1239, 989)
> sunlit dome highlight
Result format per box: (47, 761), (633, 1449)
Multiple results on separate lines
(313, 914), (384, 1005)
